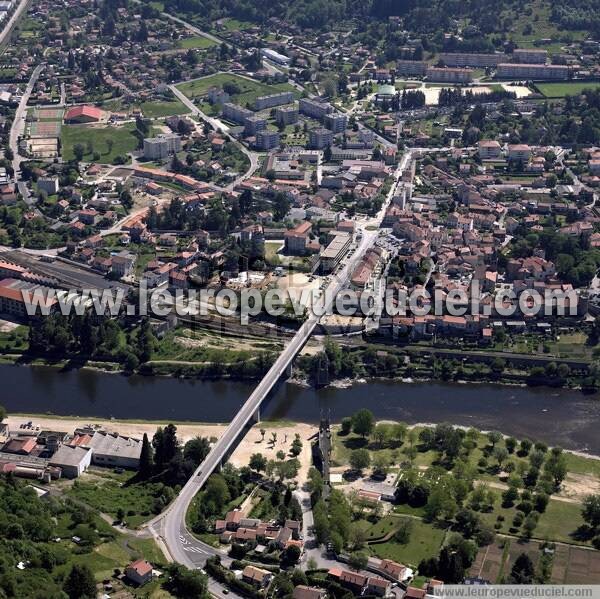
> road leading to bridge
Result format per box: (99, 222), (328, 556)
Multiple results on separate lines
(148, 150), (414, 569)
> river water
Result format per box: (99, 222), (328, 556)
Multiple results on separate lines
(2, 364), (599, 453)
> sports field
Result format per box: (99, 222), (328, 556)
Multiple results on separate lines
(33, 107), (64, 121)
(29, 120), (62, 138)
(536, 81), (600, 98)
(61, 122), (139, 163)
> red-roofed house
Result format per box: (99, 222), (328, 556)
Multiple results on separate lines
(65, 105), (103, 124)
(125, 559), (153, 586)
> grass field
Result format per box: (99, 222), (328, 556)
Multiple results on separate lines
(61, 122), (139, 163)
(179, 35), (216, 50)
(178, 35), (216, 49)
(176, 73), (297, 107)
(368, 516), (446, 566)
(536, 81), (600, 98)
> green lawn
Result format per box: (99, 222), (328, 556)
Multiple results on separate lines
(536, 81), (600, 98)
(535, 500), (586, 544)
(61, 123), (139, 163)
(140, 99), (191, 118)
(176, 73), (298, 107)
(368, 516), (446, 567)
(178, 35), (216, 49)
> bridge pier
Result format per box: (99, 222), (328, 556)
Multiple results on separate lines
(253, 406), (261, 424)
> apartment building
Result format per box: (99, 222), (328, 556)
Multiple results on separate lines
(426, 66), (473, 83)
(255, 130), (280, 151)
(275, 105), (299, 126)
(507, 144), (532, 162)
(143, 134), (182, 160)
(512, 48), (548, 64)
(477, 140), (502, 159)
(222, 102), (253, 124)
(285, 221), (312, 254)
(496, 63), (569, 80)
(207, 86), (230, 105)
(396, 60), (427, 76)
(244, 115), (267, 136)
(254, 91), (294, 111)
(299, 98), (333, 120)
(324, 113), (348, 134)
(439, 52), (501, 68)
(309, 128), (334, 149)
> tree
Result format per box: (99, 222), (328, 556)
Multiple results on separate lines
(73, 143), (85, 161)
(394, 519), (413, 544)
(164, 563), (208, 598)
(372, 453), (389, 477)
(139, 433), (153, 478)
(493, 446), (509, 469)
(519, 439), (532, 455)
(582, 495), (600, 529)
(307, 467), (324, 498)
(487, 431), (502, 448)
(372, 423), (391, 448)
(63, 564), (96, 599)
(348, 551), (368, 572)
(341, 417), (353, 435)
(0, 404), (5, 422)
(509, 553), (535, 584)
(282, 544), (301, 565)
(290, 434), (303, 457)
(349, 448), (371, 472)
(545, 449), (567, 489)
(183, 437), (210, 467)
(505, 437), (517, 454)
(249, 453), (268, 473)
(352, 409), (375, 438)
(425, 487), (457, 522)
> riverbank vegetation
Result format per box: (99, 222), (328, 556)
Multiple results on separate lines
(20, 314), (278, 380)
(312, 410), (600, 584)
(298, 337), (600, 392)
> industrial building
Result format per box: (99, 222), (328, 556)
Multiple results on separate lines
(320, 232), (351, 273)
(261, 48), (291, 66)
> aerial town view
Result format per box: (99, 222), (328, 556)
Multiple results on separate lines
(3, 0), (600, 596)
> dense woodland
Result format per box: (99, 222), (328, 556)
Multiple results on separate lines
(157, 0), (600, 36)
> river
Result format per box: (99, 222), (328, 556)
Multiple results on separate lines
(2, 364), (599, 453)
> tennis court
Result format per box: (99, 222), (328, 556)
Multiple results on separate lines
(33, 107), (64, 121)
(29, 120), (62, 137)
